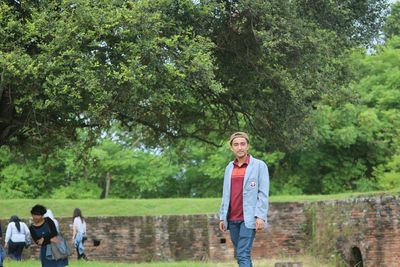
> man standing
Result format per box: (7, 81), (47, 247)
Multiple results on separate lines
(219, 132), (269, 267)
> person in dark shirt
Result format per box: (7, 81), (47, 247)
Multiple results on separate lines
(29, 204), (68, 267)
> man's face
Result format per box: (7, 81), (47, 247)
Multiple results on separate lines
(31, 214), (43, 224)
(230, 137), (249, 159)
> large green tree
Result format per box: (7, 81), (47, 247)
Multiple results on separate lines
(0, 0), (388, 151)
(0, 0), (225, 148)
(0, 131), (182, 199)
(272, 35), (400, 194)
(209, 0), (388, 149)
(0, 144), (84, 198)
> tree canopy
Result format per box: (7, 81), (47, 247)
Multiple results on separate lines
(384, 1), (400, 38)
(1, 0), (399, 199)
(0, 0), (388, 150)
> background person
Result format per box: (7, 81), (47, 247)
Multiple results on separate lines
(219, 132), (269, 267)
(72, 208), (87, 260)
(4, 215), (30, 261)
(44, 209), (60, 233)
(29, 204), (68, 267)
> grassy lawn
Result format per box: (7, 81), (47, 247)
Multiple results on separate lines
(0, 198), (221, 219)
(3, 255), (338, 267)
(0, 189), (398, 219)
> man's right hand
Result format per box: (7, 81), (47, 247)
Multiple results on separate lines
(37, 237), (44, 245)
(219, 220), (226, 232)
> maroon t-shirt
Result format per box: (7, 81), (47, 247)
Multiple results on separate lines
(228, 155), (250, 221)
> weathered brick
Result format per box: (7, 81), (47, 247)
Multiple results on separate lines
(1, 195), (399, 266)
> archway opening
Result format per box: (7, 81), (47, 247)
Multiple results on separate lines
(349, 246), (363, 267)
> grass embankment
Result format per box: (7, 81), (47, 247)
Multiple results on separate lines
(3, 255), (337, 267)
(0, 189), (398, 219)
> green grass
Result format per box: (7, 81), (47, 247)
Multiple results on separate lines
(2, 255), (338, 267)
(1, 189), (398, 219)
(270, 188), (400, 202)
(0, 198), (221, 219)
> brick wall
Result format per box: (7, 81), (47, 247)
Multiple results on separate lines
(1, 194), (399, 266)
(208, 202), (308, 262)
(309, 195), (400, 267)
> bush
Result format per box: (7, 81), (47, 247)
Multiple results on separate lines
(52, 180), (102, 199)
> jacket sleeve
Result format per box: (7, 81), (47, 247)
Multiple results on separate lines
(255, 161), (269, 222)
(219, 164), (230, 221)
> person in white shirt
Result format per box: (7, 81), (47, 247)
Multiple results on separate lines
(72, 208), (88, 260)
(4, 216), (30, 260)
(44, 209), (60, 233)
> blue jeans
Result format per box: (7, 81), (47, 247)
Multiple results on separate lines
(229, 220), (256, 267)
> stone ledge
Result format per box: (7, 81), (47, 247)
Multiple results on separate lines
(275, 262), (303, 267)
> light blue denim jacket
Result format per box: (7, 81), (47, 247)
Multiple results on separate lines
(74, 232), (85, 255)
(219, 155), (269, 229)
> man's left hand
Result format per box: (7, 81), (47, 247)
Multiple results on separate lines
(255, 218), (264, 231)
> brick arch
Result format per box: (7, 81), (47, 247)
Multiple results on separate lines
(349, 246), (363, 267)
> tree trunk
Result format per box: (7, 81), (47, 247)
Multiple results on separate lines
(105, 172), (111, 199)
(0, 83), (19, 145)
